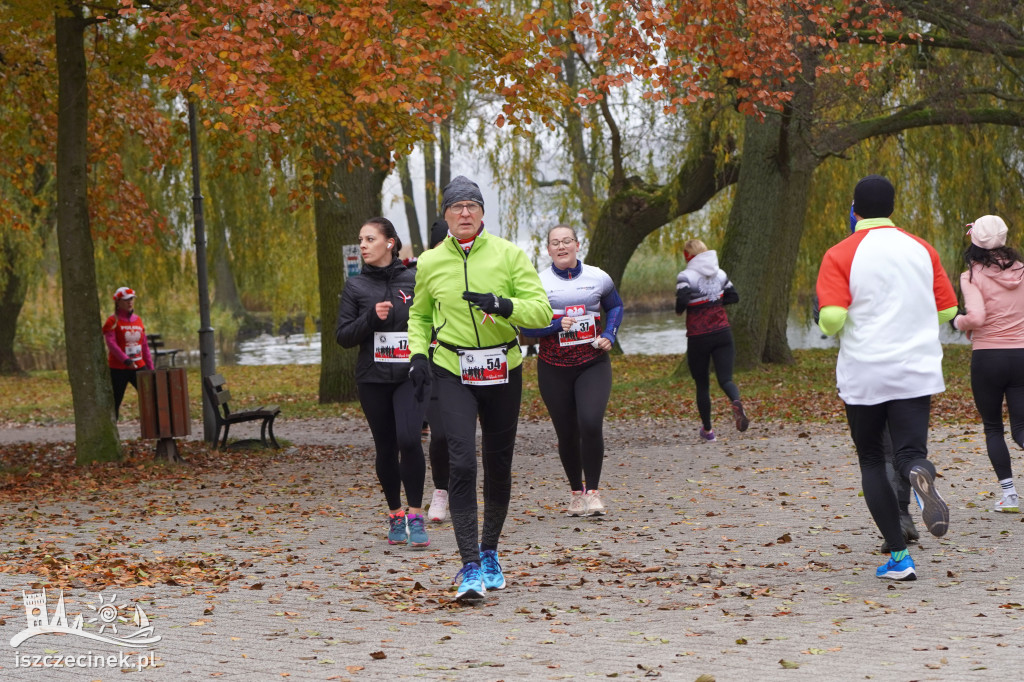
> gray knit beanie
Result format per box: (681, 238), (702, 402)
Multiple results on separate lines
(441, 176), (484, 215)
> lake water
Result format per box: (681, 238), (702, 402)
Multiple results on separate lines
(233, 311), (968, 365)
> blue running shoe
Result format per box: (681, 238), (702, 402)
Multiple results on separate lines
(387, 512), (408, 545)
(480, 549), (506, 590)
(876, 555), (917, 581)
(407, 513), (430, 548)
(909, 466), (949, 537)
(454, 562), (485, 601)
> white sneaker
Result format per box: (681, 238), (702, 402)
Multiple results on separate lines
(428, 489), (449, 523)
(584, 489), (606, 516)
(994, 493), (1020, 513)
(567, 490), (586, 517)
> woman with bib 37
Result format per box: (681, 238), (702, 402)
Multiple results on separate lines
(521, 225), (623, 517)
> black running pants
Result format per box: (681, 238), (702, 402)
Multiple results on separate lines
(686, 329), (740, 431)
(537, 354), (612, 491)
(433, 364), (523, 566)
(970, 348), (1024, 481)
(845, 396), (935, 553)
(111, 367), (139, 420)
(426, 390), (449, 490)
(357, 380), (429, 511)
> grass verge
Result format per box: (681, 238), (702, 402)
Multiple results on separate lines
(0, 345), (977, 428)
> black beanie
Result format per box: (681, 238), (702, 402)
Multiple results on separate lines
(440, 176), (484, 215)
(429, 219), (449, 248)
(853, 175), (895, 219)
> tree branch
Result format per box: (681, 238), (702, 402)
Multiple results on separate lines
(823, 106), (1024, 159)
(575, 51), (625, 192)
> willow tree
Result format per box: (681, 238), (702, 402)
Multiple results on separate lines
(514, 0), (1024, 367)
(141, 0), (565, 402)
(719, 1), (1024, 367)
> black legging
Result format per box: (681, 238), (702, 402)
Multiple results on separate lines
(433, 364), (522, 566)
(357, 380), (429, 511)
(686, 329), (740, 430)
(426, 391), (449, 490)
(537, 355), (612, 491)
(845, 396), (936, 553)
(970, 348), (1024, 481)
(111, 367), (139, 420)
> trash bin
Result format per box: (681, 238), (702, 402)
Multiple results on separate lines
(138, 368), (191, 461)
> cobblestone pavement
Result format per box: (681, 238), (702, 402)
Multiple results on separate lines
(0, 417), (1021, 681)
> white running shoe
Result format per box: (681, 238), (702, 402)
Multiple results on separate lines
(428, 489), (449, 523)
(994, 493), (1020, 513)
(584, 489), (606, 516)
(567, 490), (586, 517)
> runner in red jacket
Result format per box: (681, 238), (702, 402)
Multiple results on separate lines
(102, 287), (153, 419)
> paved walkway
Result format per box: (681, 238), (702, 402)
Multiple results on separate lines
(0, 418), (1021, 680)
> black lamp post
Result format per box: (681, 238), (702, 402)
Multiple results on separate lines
(187, 96), (218, 443)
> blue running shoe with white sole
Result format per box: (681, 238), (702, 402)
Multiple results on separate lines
(909, 466), (949, 537)
(454, 562), (485, 601)
(876, 555), (917, 581)
(387, 512), (408, 545)
(407, 513), (430, 548)
(480, 549), (506, 590)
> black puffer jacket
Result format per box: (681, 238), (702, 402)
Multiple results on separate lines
(335, 258), (418, 384)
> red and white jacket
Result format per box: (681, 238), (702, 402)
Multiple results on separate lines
(103, 311), (153, 370)
(816, 219), (957, 405)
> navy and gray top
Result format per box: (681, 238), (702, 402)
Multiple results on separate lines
(521, 260), (624, 367)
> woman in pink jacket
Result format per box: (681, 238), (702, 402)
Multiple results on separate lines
(952, 215), (1023, 513)
(102, 286), (154, 419)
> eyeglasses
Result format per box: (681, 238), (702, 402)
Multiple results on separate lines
(548, 238), (577, 247)
(446, 202), (482, 215)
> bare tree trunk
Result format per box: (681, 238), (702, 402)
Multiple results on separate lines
(721, 94), (816, 369)
(424, 138), (437, 227)
(208, 213), (245, 316)
(398, 155), (423, 255)
(439, 119), (451, 197)
(55, 2), (122, 462)
(0, 232), (28, 375)
(0, 164), (50, 375)
(315, 135), (388, 403)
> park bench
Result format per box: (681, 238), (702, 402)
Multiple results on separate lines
(202, 373), (281, 449)
(146, 334), (181, 368)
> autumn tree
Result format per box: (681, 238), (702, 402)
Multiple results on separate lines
(140, 0), (565, 401)
(514, 0), (1024, 367)
(0, 1), (177, 460)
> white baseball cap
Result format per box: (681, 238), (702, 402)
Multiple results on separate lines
(113, 286), (136, 301)
(968, 215), (1008, 250)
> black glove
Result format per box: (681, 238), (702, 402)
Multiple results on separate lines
(409, 354), (431, 401)
(812, 295), (820, 325)
(949, 311), (962, 332)
(463, 291), (513, 318)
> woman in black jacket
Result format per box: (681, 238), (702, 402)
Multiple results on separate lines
(336, 217), (430, 549)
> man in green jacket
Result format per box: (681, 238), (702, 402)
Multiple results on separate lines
(408, 176), (552, 601)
